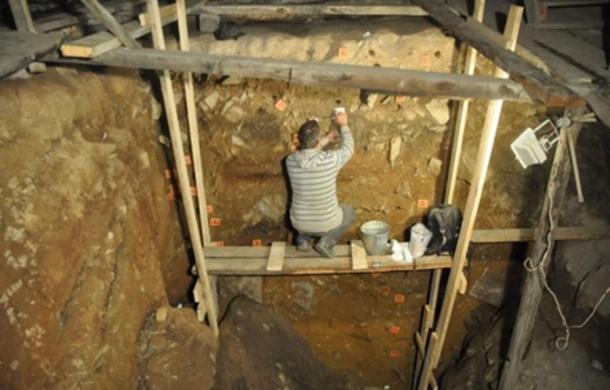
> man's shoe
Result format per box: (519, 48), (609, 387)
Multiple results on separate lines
(314, 241), (334, 258)
(296, 240), (310, 252)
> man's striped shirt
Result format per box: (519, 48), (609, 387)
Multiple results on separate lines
(286, 126), (354, 233)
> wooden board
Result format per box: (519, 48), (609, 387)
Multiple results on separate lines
(266, 242), (286, 272)
(413, 0), (583, 107)
(471, 226), (610, 243)
(206, 254), (452, 276)
(0, 31), (64, 79)
(195, 4), (427, 20)
(56, 47), (534, 102)
(8, 0), (36, 32)
(350, 240), (368, 270)
(60, 0), (203, 58)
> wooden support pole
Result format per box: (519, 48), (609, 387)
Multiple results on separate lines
(176, 0), (216, 321)
(498, 108), (585, 389)
(8, 0), (36, 33)
(176, 0), (212, 245)
(415, 2), (485, 385)
(445, 0), (485, 205)
(417, 6), (524, 390)
(414, 0), (583, 107)
(80, 0), (140, 49)
(145, 0), (218, 336)
(566, 127), (584, 203)
(54, 47), (534, 103)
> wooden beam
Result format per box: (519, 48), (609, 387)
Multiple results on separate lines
(145, 0), (218, 336)
(80, 0), (139, 49)
(56, 47), (534, 102)
(414, 0), (583, 107)
(139, 4), (427, 23)
(60, 0), (203, 58)
(417, 6), (524, 390)
(0, 31), (64, 79)
(206, 254), (452, 276)
(8, 0), (36, 33)
(498, 108), (585, 390)
(175, 0), (212, 245)
(471, 226), (610, 243)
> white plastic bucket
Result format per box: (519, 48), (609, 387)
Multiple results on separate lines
(360, 220), (390, 255)
(409, 223), (433, 258)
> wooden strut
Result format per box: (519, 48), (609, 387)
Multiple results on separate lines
(175, 0), (217, 325)
(8, 0), (36, 33)
(498, 108), (586, 389)
(417, 6), (524, 390)
(414, 1), (485, 387)
(413, 0), (583, 107)
(80, 0), (140, 49)
(145, 0), (218, 336)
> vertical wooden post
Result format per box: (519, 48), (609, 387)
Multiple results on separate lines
(145, 0), (219, 336)
(445, 0), (485, 205)
(8, 0), (36, 33)
(498, 108), (584, 389)
(417, 6), (524, 389)
(176, 0), (212, 246)
(81, 0), (140, 48)
(413, 1), (485, 387)
(175, 0), (218, 322)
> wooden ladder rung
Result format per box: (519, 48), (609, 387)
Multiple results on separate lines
(350, 240), (368, 270)
(266, 241), (286, 271)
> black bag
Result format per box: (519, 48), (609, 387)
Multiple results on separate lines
(424, 204), (462, 255)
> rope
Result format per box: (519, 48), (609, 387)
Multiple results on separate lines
(523, 183), (610, 350)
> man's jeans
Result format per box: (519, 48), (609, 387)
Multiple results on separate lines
(296, 204), (355, 247)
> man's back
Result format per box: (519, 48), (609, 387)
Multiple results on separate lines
(286, 125), (353, 233)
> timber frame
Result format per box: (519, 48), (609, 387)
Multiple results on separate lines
(9, 0), (607, 387)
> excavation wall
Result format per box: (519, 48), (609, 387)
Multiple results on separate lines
(0, 68), (215, 388)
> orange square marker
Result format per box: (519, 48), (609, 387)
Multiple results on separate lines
(164, 169), (171, 179)
(167, 187), (175, 201)
(207, 205), (214, 214)
(338, 47), (350, 59)
(417, 199), (429, 209)
(420, 54), (432, 67)
(389, 349), (400, 358)
(190, 187), (197, 196)
(379, 286), (391, 295)
(395, 96), (406, 104)
(394, 294), (405, 304)
(252, 239), (262, 247)
(371, 272), (381, 279)
(211, 240), (224, 247)
(389, 325), (401, 335)
(210, 218), (221, 227)
(274, 99), (287, 112)
(185, 155), (192, 165)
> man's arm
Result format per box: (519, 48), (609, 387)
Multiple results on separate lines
(334, 112), (354, 167)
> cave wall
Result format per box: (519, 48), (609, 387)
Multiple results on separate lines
(185, 19), (548, 246)
(0, 68), (211, 388)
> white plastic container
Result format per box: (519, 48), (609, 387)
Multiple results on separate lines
(409, 223), (433, 258)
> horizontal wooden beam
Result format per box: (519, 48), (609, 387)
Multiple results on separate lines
(193, 4), (427, 21)
(204, 249), (451, 276)
(471, 226), (610, 243)
(51, 47), (533, 102)
(60, 0), (203, 58)
(414, 0), (584, 107)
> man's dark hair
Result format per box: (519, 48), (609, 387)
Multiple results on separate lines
(298, 120), (320, 149)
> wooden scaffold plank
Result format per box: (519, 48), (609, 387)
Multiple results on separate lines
(145, 0), (218, 336)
